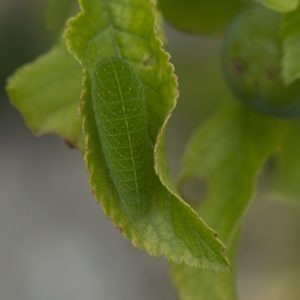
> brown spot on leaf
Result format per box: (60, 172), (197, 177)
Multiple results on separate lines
(115, 225), (124, 235)
(64, 139), (76, 149)
(232, 58), (247, 75)
(90, 188), (96, 197)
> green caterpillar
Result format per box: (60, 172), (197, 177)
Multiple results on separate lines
(91, 57), (150, 217)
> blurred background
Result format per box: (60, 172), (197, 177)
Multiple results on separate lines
(1, 1), (300, 299)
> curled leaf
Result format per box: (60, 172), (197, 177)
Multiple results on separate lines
(65, 0), (229, 269)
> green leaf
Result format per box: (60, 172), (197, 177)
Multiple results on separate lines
(271, 122), (300, 203)
(281, 7), (300, 84)
(158, 0), (248, 35)
(65, 0), (229, 269)
(256, 0), (298, 12)
(172, 102), (283, 299)
(181, 103), (281, 240)
(172, 233), (240, 300)
(7, 42), (83, 148)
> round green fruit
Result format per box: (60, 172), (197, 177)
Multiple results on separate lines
(222, 5), (300, 118)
